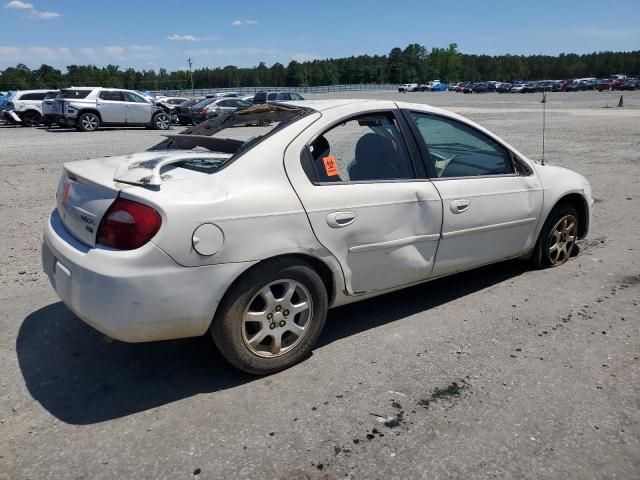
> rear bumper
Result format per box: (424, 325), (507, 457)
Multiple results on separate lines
(42, 209), (255, 342)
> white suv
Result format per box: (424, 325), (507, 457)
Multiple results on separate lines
(53, 87), (173, 132)
(4, 89), (56, 126)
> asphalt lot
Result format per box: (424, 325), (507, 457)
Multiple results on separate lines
(1, 90), (639, 480)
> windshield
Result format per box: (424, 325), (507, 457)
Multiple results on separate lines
(149, 103), (312, 173)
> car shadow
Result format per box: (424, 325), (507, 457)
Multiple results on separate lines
(17, 260), (527, 425)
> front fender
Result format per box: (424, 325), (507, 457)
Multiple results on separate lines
(532, 163), (593, 239)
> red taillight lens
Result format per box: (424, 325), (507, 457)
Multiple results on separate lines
(97, 198), (161, 250)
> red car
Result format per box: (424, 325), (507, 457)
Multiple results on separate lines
(598, 79), (624, 91)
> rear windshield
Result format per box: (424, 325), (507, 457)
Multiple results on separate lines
(149, 103), (311, 174)
(60, 89), (92, 99)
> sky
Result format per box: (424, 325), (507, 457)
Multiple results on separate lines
(1, 0), (639, 71)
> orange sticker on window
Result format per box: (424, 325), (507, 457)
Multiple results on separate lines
(322, 155), (339, 177)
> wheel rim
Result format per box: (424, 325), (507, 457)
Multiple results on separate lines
(242, 279), (313, 358)
(81, 114), (98, 130)
(548, 214), (577, 265)
(24, 114), (38, 126)
(156, 114), (170, 129)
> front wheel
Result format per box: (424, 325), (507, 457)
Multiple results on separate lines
(211, 259), (328, 374)
(153, 112), (171, 130)
(532, 204), (579, 268)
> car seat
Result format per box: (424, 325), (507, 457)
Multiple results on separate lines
(348, 133), (400, 181)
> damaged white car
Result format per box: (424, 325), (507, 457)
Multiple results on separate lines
(42, 100), (593, 374)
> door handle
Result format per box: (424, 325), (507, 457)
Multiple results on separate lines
(327, 211), (357, 228)
(450, 199), (471, 214)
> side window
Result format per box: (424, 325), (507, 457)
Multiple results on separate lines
(409, 112), (513, 178)
(309, 113), (415, 183)
(99, 90), (125, 102)
(123, 91), (147, 103)
(267, 93), (277, 101)
(21, 93), (47, 100)
(290, 93), (304, 100)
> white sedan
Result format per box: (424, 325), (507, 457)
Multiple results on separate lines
(42, 100), (593, 374)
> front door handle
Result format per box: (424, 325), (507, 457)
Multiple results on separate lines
(450, 199), (471, 214)
(327, 211), (357, 228)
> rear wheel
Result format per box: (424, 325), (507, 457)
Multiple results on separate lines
(211, 259), (328, 374)
(77, 112), (100, 132)
(532, 204), (579, 268)
(21, 111), (41, 127)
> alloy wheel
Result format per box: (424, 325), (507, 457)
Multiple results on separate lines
(548, 214), (577, 266)
(242, 279), (313, 358)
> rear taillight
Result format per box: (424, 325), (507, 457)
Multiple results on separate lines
(97, 198), (161, 250)
(202, 106), (209, 114)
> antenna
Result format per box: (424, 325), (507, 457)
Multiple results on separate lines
(541, 54), (546, 166)
(541, 95), (546, 165)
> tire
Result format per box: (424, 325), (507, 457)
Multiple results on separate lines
(153, 112), (171, 130)
(21, 111), (41, 127)
(531, 204), (579, 268)
(211, 258), (328, 375)
(77, 112), (100, 132)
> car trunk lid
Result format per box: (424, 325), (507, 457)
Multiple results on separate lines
(56, 167), (119, 247)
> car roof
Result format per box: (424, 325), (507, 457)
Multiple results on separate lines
(282, 99), (456, 118)
(16, 89), (56, 94)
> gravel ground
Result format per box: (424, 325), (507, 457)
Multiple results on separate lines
(1, 90), (639, 480)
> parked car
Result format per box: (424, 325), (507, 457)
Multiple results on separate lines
(496, 83), (512, 93)
(522, 83), (539, 93)
(472, 82), (490, 93)
(458, 82), (474, 93)
(42, 99), (593, 374)
(176, 98), (205, 125)
(598, 79), (624, 91)
(190, 97), (253, 124)
(156, 96), (190, 107)
(253, 91), (305, 103)
(398, 83), (418, 93)
(429, 81), (448, 91)
(52, 87), (173, 131)
(620, 78), (638, 90)
(0, 90), (15, 124)
(447, 82), (461, 91)
(511, 84), (526, 93)
(3, 89), (56, 126)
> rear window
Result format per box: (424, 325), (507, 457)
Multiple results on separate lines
(19, 92), (48, 100)
(60, 89), (92, 99)
(150, 104), (312, 174)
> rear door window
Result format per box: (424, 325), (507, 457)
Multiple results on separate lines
(20, 92), (48, 100)
(308, 113), (415, 183)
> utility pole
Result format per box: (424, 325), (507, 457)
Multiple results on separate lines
(188, 57), (194, 97)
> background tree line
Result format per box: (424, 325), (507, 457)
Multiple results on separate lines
(1, 43), (639, 91)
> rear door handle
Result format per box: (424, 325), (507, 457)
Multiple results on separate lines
(327, 211), (357, 228)
(450, 199), (471, 214)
